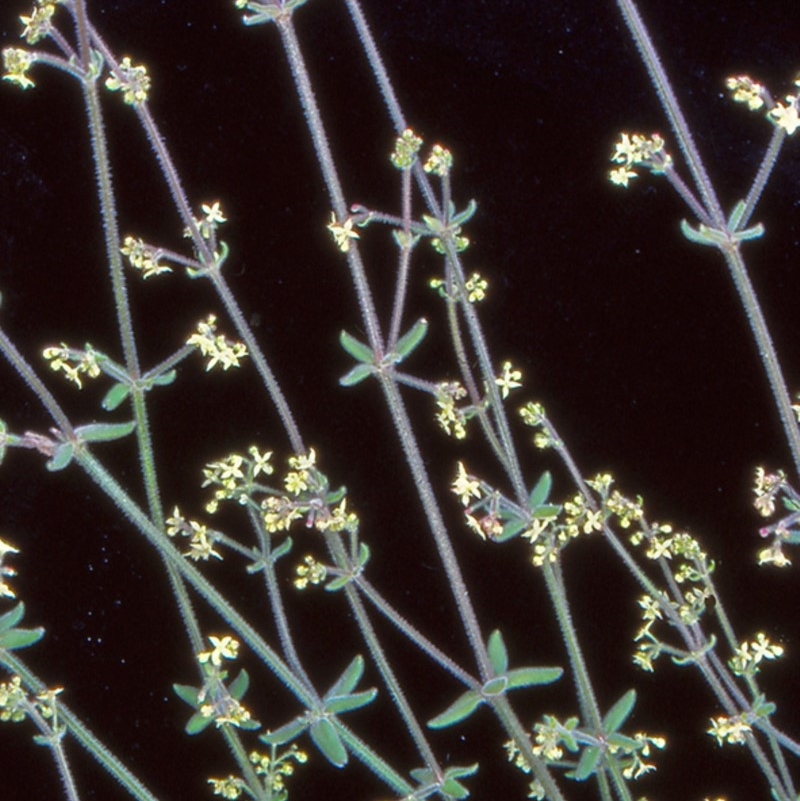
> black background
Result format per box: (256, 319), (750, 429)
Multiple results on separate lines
(2, 1), (800, 800)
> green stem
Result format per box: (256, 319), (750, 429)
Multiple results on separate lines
(1, 652), (159, 801)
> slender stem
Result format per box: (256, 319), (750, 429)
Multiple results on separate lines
(722, 247), (800, 476)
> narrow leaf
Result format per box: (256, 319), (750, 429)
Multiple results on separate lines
(0, 419), (6, 465)
(481, 676), (508, 697)
(728, 199), (746, 230)
(0, 626), (44, 650)
(339, 330), (374, 364)
(528, 471), (552, 510)
(487, 630), (508, 675)
(150, 369), (177, 387)
(309, 718), (348, 767)
(324, 575), (351, 592)
(46, 443), (74, 472)
(393, 318), (428, 361)
(495, 518), (527, 542)
(327, 655), (364, 698)
(101, 383), (131, 412)
(0, 602), (26, 634)
(427, 690), (482, 729)
(506, 666), (563, 689)
(270, 536), (293, 563)
(325, 689), (377, 715)
(185, 710), (214, 735)
(450, 198), (478, 226)
(571, 745), (601, 781)
(228, 669), (249, 701)
(603, 689), (636, 732)
(259, 716), (308, 746)
(339, 364), (373, 387)
(76, 421), (136, 443)
(172, 683), (200, 707)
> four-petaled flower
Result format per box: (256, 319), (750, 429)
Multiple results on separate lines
(769, 97), (800, 135)
(451, 461), (481, 506)
(496, 361), (523, 399)
(327, 213), (360, 253)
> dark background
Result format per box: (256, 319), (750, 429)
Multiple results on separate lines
(2, 1), (800, 799)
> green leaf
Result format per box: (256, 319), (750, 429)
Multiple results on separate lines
(173, 683), (200, 707)
(528, 471), (553, 510)
(327, 655), (364, 698)
(101, 383), (131, 412)
(46, 443), (74, 472)
(339, 364), (373, 387)
(309, 717), (348, 767)
(75, 421), (136, 443)
(0, 419), (7, 465)
(324, 575), (352, 591)
(392, 318), (428, 362)
(0, 626), (44, 650)
(481, 676), (508, 697)
(325, 689), (377, 715)
(603, 689), (636, 732)
(185, 710), (214, 735)
(680, 219), (726, 247)
(427, 690), (482, 729)
(495, 518), (527, 542)
(339, 330), (374, 364)
(533, 503), (561, 519)
(228, 669), (250, 701)
(270, 536), (293, 563)
(571, 745), (601, 781)
(728, 199), (747, 230)
(440, 764), (479, 799)
(0, 602), (26, 633)
(487, 630), (508, 675)
(149, 369), (177, 387)
(734, 222), (764, 241)
(506, 666), (563, 689)
(450, 198), (478, 226)
(259, 716), (308, 746)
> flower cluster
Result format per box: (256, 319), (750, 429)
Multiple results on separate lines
(2, 47), (36, 89)
(208, 745), (307, 800)
(708, 714), (751, 746)
(19, 1), (59, 45)
(728, 632), (784, 677)
(390, 128), (423, 170)
(0, 675), (63, 728)
(429, 271), (489, 304)
(196, 636), (255, 730)
(0, 538), (19, 599)
(424, 143), (453, 177)
(186, 315), (248, 371)
(727, 73), (800, 135)
(203, 447), (357, 539)
(519, 401), (559, 449)
(294, 555), (327, 589)
(42, 343), (101, 389)
(752, 466), (800, 568)
(105, 56), (151, 105)
(120, 236), (171, 279)
(434, 381), (475, 439)
(166, 507), (223, 561)
(609, 132), (673, 187)
(726, 75), (766, 111)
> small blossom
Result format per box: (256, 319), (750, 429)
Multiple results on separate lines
(465, 272), (488, 302)
(708, 715), (751, 746)
(0, 538), (20, 599)
(105, 56), (151, 105)
(19, 4), (57, 45)
(327, 212), (360, 253)
(198, 635), (240, 667)
(390, 128), (423, 169)
(120, 236), (171, 279)
(769, 97), (800, 135)
(434, 381), (470, 439)
(757, 540), (791, 567)
(726, 75), (765, 111)
(294, 555), (326, 589)
(187, 315), (248, 371)
(207, 776), (244, 799)
(495, 361), (523, 399)
(609, 132), (672, 186)
(2, 47), (36, 89)
(423, 144), (453, 176)
(451, 462), (481, 507)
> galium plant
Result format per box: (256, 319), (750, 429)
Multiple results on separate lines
(1, 1), (800, 800)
